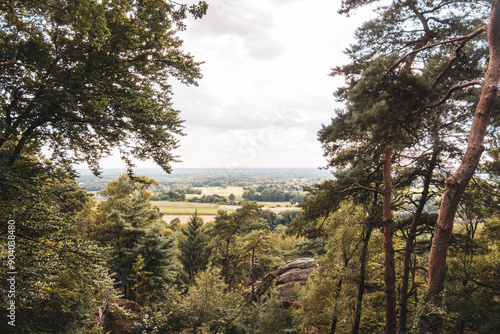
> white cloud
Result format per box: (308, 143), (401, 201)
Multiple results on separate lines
(97, 0), (376, 169)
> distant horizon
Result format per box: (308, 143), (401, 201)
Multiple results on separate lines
(75, 165), (333, 176)
(75, 166), (329, 170)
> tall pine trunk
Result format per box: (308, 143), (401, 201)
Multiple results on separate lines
(352, 224), (374, 334)
(329, 278), (344, 334)
(398, 144), (438, 333)
(383, 142), (397, 334)
(427, 1), (500, 302)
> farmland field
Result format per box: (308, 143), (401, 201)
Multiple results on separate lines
(154, 199), (301, 225)
(162, 214), (217, 224)
(153, 200), (300, 215)
(151, 201), (235, 215)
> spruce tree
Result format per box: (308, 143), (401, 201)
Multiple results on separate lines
(178, 212), (208, 284)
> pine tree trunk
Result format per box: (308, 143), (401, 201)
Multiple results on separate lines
(251, 244), (256, 301)
(383, 142), (397, 334)
(427, 1), (500, 302)
(329, 278), (343, 334)
(352, 225), (373, 334)
(223, 239), (232, 290)
(398, 146), (438, 334)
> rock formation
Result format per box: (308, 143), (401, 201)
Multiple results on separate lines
(247, 257), (317, 306)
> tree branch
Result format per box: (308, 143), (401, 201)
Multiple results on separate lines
(0, 50), (18, 66)
(385, 25), (487, 75)
(425, 80), (483, 108)
(333, 183), (383, 195)
(432, 38), (470, 87)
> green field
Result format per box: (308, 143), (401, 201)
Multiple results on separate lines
(153, 186), (301, 216)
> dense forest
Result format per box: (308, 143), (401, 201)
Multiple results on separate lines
(1, 1), (500, 334)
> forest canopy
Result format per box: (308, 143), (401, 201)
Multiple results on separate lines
(1, 1), (500, 334)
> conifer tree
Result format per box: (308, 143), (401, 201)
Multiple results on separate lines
(178, 212), (208, 284)
(133, 227), (178, 301)
(96, 174), (174, 300)
(325, 1), (497, 332)
(209, 202), (262, 288)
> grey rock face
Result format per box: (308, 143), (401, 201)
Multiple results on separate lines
(247, 257), (317, 306)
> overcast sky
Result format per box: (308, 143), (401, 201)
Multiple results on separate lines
(98, 0), (375, 170)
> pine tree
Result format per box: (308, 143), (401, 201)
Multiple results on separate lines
(178, 212), (208, 284)
(209, 202), (262, 288)
(133, 227), (178, 301)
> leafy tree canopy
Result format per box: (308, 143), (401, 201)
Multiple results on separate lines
(0, 0), (208, 174)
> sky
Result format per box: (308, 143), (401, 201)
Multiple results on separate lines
(98, 0), (375, 170)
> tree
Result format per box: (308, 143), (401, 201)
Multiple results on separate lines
(427, 0), (500, 303)
(95, 173), (175, 300)
(130, 254), (152, 304)
(0, 155), (118, 333)
(133, 227), (178, 301)
(0, 0), (208, 173)
(179, 267), (245, 333)
(240, 224), (276, 301)
(292, 184), (381, 333)
(178, 212), (208, 284)
(329, 1), (496, 331)
(209, 202), (262, 289)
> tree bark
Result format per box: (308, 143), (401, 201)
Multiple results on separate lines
(398, 144), (438, 334)
(352, 224), (374, 334)
(383, 142), (397, 334)
(250, 235), (262, 301)
(427, 1), (500, 302)
(329, 278), (343, 334)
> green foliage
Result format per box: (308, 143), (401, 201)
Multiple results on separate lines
(133, 228), (178, 299)
(151, 190), (187, 201)
(253, 291), (292, 334)
(95, 173), (178, 301)
(180, 267), (246, 333)
(130, 254), (153, 304)
(0, 154), (118, 333)
(209, 202), (263, 287)
(178, 212), (208, 284)
(260, 209), (300, 231)
(188, 194), (229, 203)
(443, 217), (500, 333)
(294, 202), (383, 333)
(411, 301), (448, 334)
(243, 186), (293, 202)
(0, 0), (208, 173)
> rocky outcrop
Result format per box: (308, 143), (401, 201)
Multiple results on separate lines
(247, 258), (317, 306)
(275, 258), (316, 306)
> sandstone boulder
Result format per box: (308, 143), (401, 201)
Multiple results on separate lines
(248, 257), (317, 306)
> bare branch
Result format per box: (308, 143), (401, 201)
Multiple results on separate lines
(385, 25), (487, 75)
(410, 266), (429, 273)
(0, 50), (18, 66)
(365, 161), (384, 183)
(335, 183), (383, 195)
(426, 80), (483, 108)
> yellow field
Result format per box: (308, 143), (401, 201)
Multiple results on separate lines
(151, 201), (233, 215)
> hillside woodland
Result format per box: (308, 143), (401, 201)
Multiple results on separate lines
(1, 1), (500, 334)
